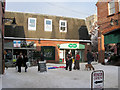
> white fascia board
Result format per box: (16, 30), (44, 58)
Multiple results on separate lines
(4, 37), (91, 43)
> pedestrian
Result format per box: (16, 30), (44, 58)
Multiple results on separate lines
(86, 50), (94, 70)
(74, 52), (80, 70)
(65, 52), (72, 71)
(23, 55), (28, 72)
(16, 55), (23, 73)
(87, 50), (93, 64)
(37, 59), (40, 71)
(40, 52), (44, 61)
(93, 52), (97, 62)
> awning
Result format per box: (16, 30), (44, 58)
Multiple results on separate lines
(104, 29), (120, 45)
(59, 43), (85, 49)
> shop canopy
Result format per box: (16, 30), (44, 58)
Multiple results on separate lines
(58, 43), (85, 49)
(104, 29), (120, 45)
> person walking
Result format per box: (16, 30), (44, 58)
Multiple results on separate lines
(74, 52), (80, 70)
(87, 50), (94, 70)
(16, 55), (23, 73)
(40, 52), (44, 61)
(87, 50), (93, 64)
(37, 59), (40, 71)
(23, 55), (28, 72)
(66, 52), (72, 71)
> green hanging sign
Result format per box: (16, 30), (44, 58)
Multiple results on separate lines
(58, 43), (85, 49)
(68, 44), (77, 48)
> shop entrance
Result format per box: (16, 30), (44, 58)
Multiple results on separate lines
(13, 49), (27, 59)
(13, 49), (27, 55)
(59, 49), (84, 63)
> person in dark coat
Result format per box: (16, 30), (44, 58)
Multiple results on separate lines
(23, 55), (28, 72)
(16, 55), (23, 73)
(40, 52), (44, 61)
(87, 50), (93, 64)
(66, 52), (72, 71)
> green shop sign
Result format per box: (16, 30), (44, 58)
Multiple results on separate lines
(68, 44), (77, 48)
(59, 43), (85, 49)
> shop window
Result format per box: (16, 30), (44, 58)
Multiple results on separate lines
(5, 50), (12, 60)
(28, 18), (36, 31)
(108, 0), (115, 15)
(44, 19), (52, 31)
(41, 46), (55, 60)
(59, 20), (67, 32)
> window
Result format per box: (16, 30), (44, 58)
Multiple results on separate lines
(5, 50), (12, 60)
(44, 19), (52, 31)
(119, 0), (120, 12)
(28, 18), (36, 31)
(59, 20), (67, 32)
(108, 0), (115, 15)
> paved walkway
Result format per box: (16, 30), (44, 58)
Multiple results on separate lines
(1, 62), (119, 89)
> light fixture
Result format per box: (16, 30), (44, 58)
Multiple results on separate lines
(110, 18), (118, 26)
(38, 38), (41, 44)
(2, 17), (17, 28)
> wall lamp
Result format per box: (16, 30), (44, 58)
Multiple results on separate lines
(38, 38), (41, 44)
(110, 18), (118, 26)
(2, 17), (17, 28)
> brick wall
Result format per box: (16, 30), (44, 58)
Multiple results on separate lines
(96, 0), (120, 63)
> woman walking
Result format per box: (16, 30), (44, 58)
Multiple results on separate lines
(23, 55), (28, 72)
(74, 52), (80, 70)
(16, 55), (23, 73)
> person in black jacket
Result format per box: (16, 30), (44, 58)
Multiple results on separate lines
(16, 55), (23, 73)
(86, 50), (95, 70)
(23, 55), (28, 72)
(66, 52), (72, 71)
(87, 50), (94, 64)
(40, 52), (44, 61)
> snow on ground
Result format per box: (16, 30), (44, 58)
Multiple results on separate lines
(1, 62), (119, 88)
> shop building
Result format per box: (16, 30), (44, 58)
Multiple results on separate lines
(4, 11), (91, 64)
(0, 1), (5, 74)
(96, 0), (120, 63)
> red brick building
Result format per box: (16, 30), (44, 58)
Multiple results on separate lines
(96, 0), (120, 63)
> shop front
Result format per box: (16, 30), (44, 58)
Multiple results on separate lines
(59, 43), (85, 63)
(4, 40), (37, 66)
(104, 29), (120, 56)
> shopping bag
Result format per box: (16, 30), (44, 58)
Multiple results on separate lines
(26, 62), (30, 67)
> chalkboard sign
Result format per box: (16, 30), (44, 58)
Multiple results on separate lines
(39, 61), (47, 72)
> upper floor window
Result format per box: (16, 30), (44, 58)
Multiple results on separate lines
(119, 0), (120, 12)
(28, 18), (36, 31)
(44, 19), (52, 31)
(59, 20), (67, 32)
(108, 0), (115, 15)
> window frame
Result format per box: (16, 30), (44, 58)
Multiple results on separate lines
(108, 0), (115, 15)
(44, 19), (52, 32)
(28, 18), (37, 31)
(59, 20), (67, 32)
